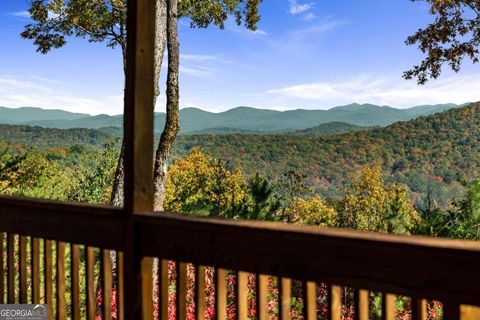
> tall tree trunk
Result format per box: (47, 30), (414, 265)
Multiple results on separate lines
(153, 0), (180, 212)
(110, 0), (168, 207)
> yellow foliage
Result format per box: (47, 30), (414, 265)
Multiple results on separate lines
(284, 196), (337, 227)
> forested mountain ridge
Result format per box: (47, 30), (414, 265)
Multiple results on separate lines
(0, 103), (462, 133)
(172, 103), (480, 206)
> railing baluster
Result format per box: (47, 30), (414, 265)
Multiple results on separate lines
(158, 260), (169, 320)
(329, 285), (341, 320)
(411, 298), (427, 320)
(44, 240), (53, 320)
(102, 250), (112, 320)
(117, 251), (125, 320)
(382, 294), (395, 320)
(443, 302), (460, 320)
(256, 274), (268, 320)
(31, 238), (40, 304)
(56, 241), (66, 320)
(85, 247), (96, 320)
(279, 278), (292, 320)
(7, 234), (15, 304)
(0, 232), (5, 304)
(354, 289), (369, 320)
(303, 281), (317, 320)
(236, 271), (248, 320)
(19, 236), (28, 303)
(176, 262), (187, 320)
(215, 268), (227, 320)
(140, 257), (153, 320)
(195, 265), (206, 320)
(71, 244), (81, 320)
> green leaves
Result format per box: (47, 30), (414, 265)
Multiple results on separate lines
(405, 0), (480, 84)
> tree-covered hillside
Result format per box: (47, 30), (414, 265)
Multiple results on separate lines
(172, 103), (480, 205)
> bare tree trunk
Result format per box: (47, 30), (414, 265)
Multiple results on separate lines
(110, 0), (168, 207)
(153, 0), (180, 212)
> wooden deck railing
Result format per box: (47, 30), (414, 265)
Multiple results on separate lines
(1, 196), (480, 319)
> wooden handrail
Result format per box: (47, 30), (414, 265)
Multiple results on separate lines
(2, 195), (480, 308)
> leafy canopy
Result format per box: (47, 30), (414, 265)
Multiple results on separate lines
(22, 0), (262, 54)
(405, 0), (480, 84)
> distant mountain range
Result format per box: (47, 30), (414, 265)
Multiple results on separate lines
(0, 103), (464, 133)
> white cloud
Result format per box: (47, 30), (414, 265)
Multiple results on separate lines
(0, 75), (122, 115)
(288, 0), (314, 15)
(266, 73), (480, 108)
(9, 11), (30, 18)
(181, 54), (219, 62)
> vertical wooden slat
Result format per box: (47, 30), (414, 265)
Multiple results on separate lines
(411, 298), (427, 320)
(354, 289), (369, 320)
(56, 241), (66, 320)
(195, 265), (206, 320)
(382, 294), (395, 320)
(19, 236), (28, 303)
(303, 281), (317, 320)
(85, 247), (96, 320)
(71, 244), (81, 320)
(176, 262), (187, 320)
(236, 271), (248, 320)
(215, 268), (227, 320)
(102, 250), (113, 320)
(329, 285), (341, 320)
(256, 274), (268, 320)
(279, 278), (292, 320)
(122, 0), (156, 317)
(31, 238), (40, 304)
(443, 303), (460, 320)
(44, 240), (53, 320)
(141, 257), (153, 320)
(117, 251), (125, 320)
(7, 234), (15, 304)
(0, 232), (5, 304)
(158, 260), (169, 320)
(460, 305), (480, 320)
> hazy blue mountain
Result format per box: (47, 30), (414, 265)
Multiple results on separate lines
(0, 106), (89, 123)
(0, 103), (464, 133)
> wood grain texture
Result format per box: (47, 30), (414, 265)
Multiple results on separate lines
(460, 305), (480, 320)
(56, 241), (66, 320)
(215, 268), (227, 320)
(117, 251), (125, 320)
(177, 262), (187, 320)
(140, 257), (153, 320)
(71, 244), (81, 320)
(7, 234), (15, 304)
(303, 281), (316, 320)
(195, 265), (206, 320)
(279, 278), (291, 320)
(382, 294), (395, 320)
(102, 249), (113, 320)
(236, 271), (248, 320)
(329, 285), (341, 320)
(136, 211), (480, 306)
(19, 236), (28, 304)
(0, 197), (122, 250)
(44, 240), (53, 320)
(354, 289), (369, 320)
(158, 259), (169, 320)
(256, 274), (268, 320)
(31, 238), (40, 304)
(85, 247), (96, 320)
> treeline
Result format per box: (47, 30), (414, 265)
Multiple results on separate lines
(172, 103), (480, 206)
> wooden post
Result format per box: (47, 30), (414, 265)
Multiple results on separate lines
(123, 0), (156, 319)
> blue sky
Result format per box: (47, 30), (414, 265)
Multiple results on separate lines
(2, 0), (480, 115)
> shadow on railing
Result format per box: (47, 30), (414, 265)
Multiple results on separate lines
(1, 196), (480, 319)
